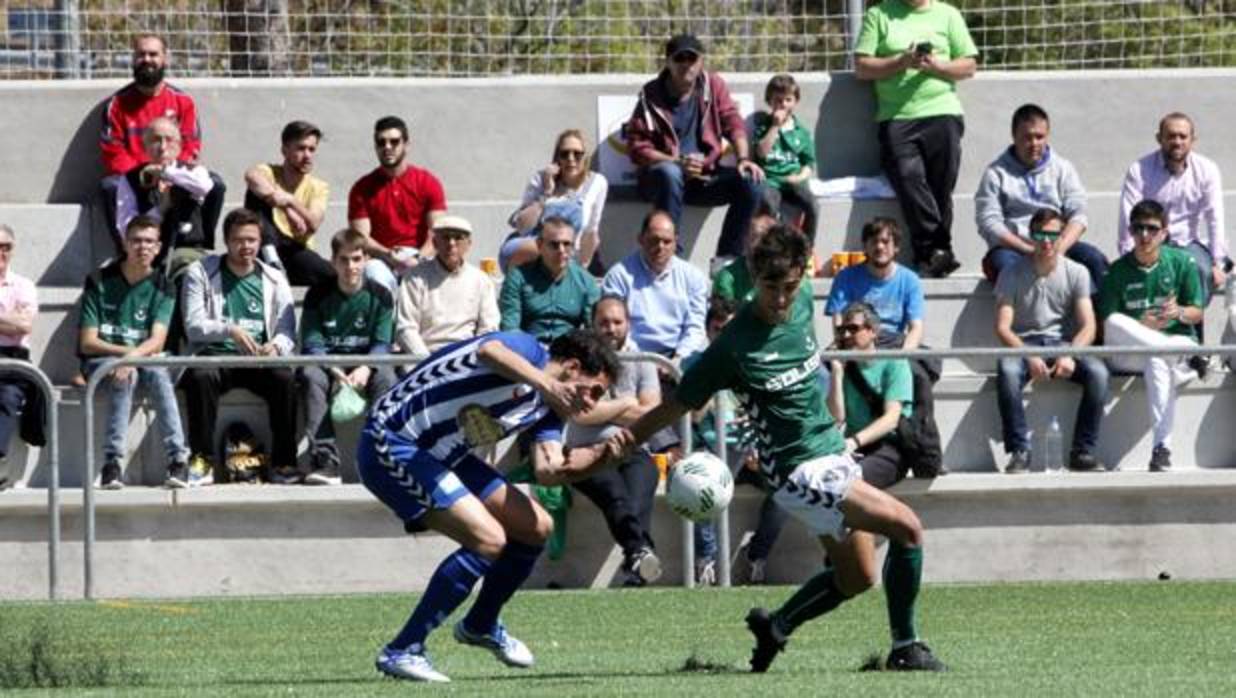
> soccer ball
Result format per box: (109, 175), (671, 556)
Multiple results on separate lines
(666, 452), (734, 522)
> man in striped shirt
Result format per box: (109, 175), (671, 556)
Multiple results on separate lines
(358, 329), (624, 683)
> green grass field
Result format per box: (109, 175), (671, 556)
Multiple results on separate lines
(2, 581), (1234, 696)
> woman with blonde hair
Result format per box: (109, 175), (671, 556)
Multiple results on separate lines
(500, 129), (609, 271)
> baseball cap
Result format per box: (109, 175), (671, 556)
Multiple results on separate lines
(665, 34), (705, 58)
(432, 215), (473, 236)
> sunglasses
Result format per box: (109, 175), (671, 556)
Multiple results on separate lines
(374, 137), (403, 147)
(671, 51), (699, 63)
(556, 149), (585, 161)
(1029, 229), (1061, 242)
(0, 243), (13, 252)
(543, 240), (574, 250)
(837, 323), (868, 336)
(1130, 222), (1163, 236)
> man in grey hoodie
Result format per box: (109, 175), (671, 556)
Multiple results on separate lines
(975, 103), (1108, 292)
(180, 208), (298, 484)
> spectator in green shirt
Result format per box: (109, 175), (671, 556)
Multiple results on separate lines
(751, 74), (818, 246)
(1099, 199), (1204, 472)
(79, 215), (189, 489)
(299, 228), (397, 485)
(499, 201), (600, 342)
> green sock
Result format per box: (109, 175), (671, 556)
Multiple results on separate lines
(883, 541), (922, 645)
(772, 567), (848, 636)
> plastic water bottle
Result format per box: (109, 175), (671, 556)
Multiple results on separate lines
(1041, 417), (1064, 473)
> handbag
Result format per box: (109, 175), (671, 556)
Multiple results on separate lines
(842, 361), (943, 478)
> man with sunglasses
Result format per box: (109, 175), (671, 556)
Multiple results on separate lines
(993, 209), (1108, 474)
(976, 104), (1108, 295)
(348, 115), (447, 293)
(499, 202), (599, 344)
(625, 33), (765, 260)
(1099, 200), (1204, 472)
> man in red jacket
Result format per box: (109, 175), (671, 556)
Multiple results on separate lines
(625, 34), (765, 261)
(99, 34), (226, 255)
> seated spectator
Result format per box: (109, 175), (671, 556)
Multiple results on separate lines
(79, 215), (190, 489)
(602, 210), (709, 362)
(975, 103), (1108, 292)
(348, 116), (446, 293)
(751, 73), (818, 245)
(1119, 112), (1228, 317)
(993, 209), (1108, 474)
(115, 117), (214, 271)
(499, 202), (599, 343)
(299, 229), (397, 485)
(824, 217), (942, 474)
(626, 34), (764, 260)
(244, 120), (333, 287)
(711, 211), (776, 304)
(567, 295), (665, 586)
(396, 216), (498, 363)
(1099, 200), (1204, 472)
(0, 224), (38, 479)
(180, 208), (297, 484)
(100, 33), (224, 256)
(501, 129), (609, 273)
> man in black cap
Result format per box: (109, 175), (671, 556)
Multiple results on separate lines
(625, 33), (765, 261)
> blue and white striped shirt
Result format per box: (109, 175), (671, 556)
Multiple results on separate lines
(367, 331), (564, 466)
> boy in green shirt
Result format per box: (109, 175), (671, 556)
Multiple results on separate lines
(299, 228), (396, 484)
(1099, 199), (1204, 471)
(79, 215), (189, 489)
(612, 225), (943, 672)
(751, 74), (818, 245)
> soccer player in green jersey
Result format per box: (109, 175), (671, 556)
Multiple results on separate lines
(616, 224), (942, 673)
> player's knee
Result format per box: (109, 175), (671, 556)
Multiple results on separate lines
(474, 525), (507, 560)
(896, 508), (925, 548)
(528, 506), (555, 546)
(835, 560), (877, 597)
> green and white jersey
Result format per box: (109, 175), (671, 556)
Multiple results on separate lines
(301, 279), (395, 355)
(676, 284), (844, 485)
(79, 263), (174, 348)
(1098, 246), (1203, 340)
(207, 266), (267, 354)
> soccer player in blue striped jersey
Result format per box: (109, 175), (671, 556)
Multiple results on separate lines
(359, 328), (626, 683)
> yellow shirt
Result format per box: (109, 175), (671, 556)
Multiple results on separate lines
(256, 163), (329, 246)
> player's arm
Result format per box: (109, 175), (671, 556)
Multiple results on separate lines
(571, 395), (640, 426)
(531, 437), (629, 486)
(476, 338), (579, 415)
(627, 395), (690, 448)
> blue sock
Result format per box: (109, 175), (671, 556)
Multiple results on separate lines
(389, 548), (491, 652)
(462, 541), (544, 634)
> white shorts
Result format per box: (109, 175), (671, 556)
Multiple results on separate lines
(772, 453), (861, 542)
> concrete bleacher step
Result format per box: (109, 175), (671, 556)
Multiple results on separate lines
(5, 470), (1235, 599)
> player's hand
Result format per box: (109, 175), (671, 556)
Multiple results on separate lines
(1027, 356), (1050, 381)
(738, 159), (765, 183)
(742, 449), (759, 472)
(539, 377), (587, 416)
(603, 429), (635, 461)
(1051, 356), (1076, 379)
(229, 326), (260, 356)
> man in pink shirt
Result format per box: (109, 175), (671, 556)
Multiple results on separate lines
(1118, 113), (1228, 303)
(0, 224), (37, 480)
(348, 116), (447, 293)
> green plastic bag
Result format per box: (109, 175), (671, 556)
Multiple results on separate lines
(330, 382), (367, 423)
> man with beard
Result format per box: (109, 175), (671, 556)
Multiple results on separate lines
(1118, 113), (1227, 330)
(100, 34), (225, 255)
(348, 116), (447, 293)
(244, 121), (334, 286)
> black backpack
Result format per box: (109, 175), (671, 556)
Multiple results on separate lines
(843, 361), (943, 479)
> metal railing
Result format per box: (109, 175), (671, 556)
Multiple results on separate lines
(0, 359), (59, 600)
(71, 341), (1236, 599)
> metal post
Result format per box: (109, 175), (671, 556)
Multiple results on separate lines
(678, 410), (695, 588)
(54, 0), (81, 79)
(712, 405), (731, 587)
(845, 0), (865, 70)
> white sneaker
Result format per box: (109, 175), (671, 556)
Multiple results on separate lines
(453, 620), (534, 668)
(633, 548), (663, 584)
(375, 646), (449, 682)
(695, 559), (717, 586)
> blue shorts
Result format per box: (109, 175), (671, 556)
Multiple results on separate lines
(357, 429), (507, 533)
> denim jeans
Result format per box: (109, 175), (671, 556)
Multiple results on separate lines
(983, 241), (1110, 294)
(995, 337), (1109, 454)
(637, 161), (764, 259)
(84, 359), (189, 465)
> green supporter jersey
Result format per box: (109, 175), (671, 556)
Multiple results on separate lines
(751, 112), (816, 190)
(300, 280), (395, 355)
(207, 267), (267, 355)
(854, 0), (978, 122)
(79, 264), (175, 349)
(1098, 246), (1203, 340)
(712, 258), (755, 304)
(842, 358), (913, 437)
(676, 284), (844, 485)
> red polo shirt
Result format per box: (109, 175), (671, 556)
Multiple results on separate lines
(347, 165), (447, 250)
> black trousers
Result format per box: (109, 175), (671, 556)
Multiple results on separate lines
(101, 171), (226, 256)
(762, 179), (819, 245)
(0, 381), (25, 459)
(572, 449), (659, 557)
(180, 367), (298, 471)
(244, 191), (336, 287)
(877, 115), (964, 264)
